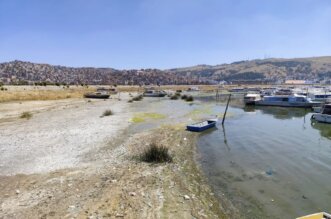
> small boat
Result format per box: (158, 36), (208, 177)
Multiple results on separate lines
(187, 87), (200, 92)
(311, 104), (331, 123)
(186, 119), (217, 132)
(296, 212), (331, 219)
(143, 90), (166, 97)
(84, 92), (110, 99)
(244, 93), (262, 105)
(255, 94), (319, 108)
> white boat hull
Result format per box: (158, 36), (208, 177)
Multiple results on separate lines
(255, 101), (314, 108)
(312, 113), (331, 124)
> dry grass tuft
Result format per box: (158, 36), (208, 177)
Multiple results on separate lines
(140, 143), (172, 163)
(20, 112), (32, 119)
(102, 110), (113, 117)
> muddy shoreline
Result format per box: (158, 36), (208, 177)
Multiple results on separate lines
(0, 94), (228, 218)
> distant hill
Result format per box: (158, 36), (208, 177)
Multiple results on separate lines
(168, 56), (331, 84)
(1, 56), (331, 85)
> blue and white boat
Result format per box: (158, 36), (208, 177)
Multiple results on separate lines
(255, 94), (319, 108)
(186, 119), (217, 132)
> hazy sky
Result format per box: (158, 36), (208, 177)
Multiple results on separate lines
(0, 0), (330, 69)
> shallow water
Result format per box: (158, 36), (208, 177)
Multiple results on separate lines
(197, 97), (331, 218)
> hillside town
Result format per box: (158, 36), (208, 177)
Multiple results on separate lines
(1, 57), (331, 86)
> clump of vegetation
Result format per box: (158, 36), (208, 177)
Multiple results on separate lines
(140, 143), (172, 163)
(131, 112), (166, 123)
(186, 96), (194, 102)
(20, 112), (32, 119)
(0, 83), (7, 91)
(181, 94), (188, 100)
(130, 94), (143, 102)
(170, 95), (179, 100)
(102, 109), (113, 117)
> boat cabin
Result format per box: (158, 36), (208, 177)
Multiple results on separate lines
(263, 95), (308, 103)
(308, 93), (331, 102)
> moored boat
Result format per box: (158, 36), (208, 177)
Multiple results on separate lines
(311, 104), (331, 124)
(244, 93), (261, 105)
(186, 119), (217, 132)
(255, 94), (318, 108)
(296, 212), (331, 219)
(308, 92), (331, 102)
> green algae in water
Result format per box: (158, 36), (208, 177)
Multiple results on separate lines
(186, 106), (213, 118)
(186, 105), (235, 120)
(131, 112), (166, 123)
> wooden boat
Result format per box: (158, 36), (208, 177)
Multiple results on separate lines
(186, 119), (217, 132)
(297, 212), (331, 219)
(84, 92), (110, 99)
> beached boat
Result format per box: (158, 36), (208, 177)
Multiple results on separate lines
(255, 94), (318, 108)
(244, 93), (262, 105)
(187, 86), (200, 92)
(84, 92), (110, 99)
(186, 119), (217, 132)
(311, 104), (331, 124)
(296, 212), (331, 219)
(143, 90), (166, 97)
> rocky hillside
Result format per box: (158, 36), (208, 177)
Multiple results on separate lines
(169, 56), (331, 84)
(1, 57), (331, 85)
(0, 61), (191, 85)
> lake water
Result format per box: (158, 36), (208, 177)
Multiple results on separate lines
(197, 96), (331, 218)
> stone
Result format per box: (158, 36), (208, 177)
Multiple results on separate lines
(183, 195), (190, 200)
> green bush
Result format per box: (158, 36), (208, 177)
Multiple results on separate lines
(140, 143), (172, 163)
(132, 95), (143, 101)
(186, 96), (194, 102)
(170, 95), (179, 100)
(181, 94), (188, 100)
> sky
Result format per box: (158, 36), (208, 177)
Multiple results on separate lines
(0, 0), (330, 69)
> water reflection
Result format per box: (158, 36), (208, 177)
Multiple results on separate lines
(311, 121), (331, 139)
(244, 106), (310, 120)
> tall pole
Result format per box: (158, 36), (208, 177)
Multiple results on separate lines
(222, 94), (231, 125)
